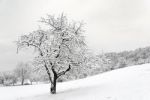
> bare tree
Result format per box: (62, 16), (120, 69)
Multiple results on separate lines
(10, 71), (17, 86)
(16, 14), (86, 94)
(14, 62), (31, 85)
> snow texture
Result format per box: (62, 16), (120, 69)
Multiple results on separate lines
(0, 64), (150, 100)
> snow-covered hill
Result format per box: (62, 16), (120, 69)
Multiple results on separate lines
(1, 64), (150, 100)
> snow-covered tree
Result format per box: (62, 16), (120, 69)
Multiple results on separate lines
(14, 62), (32, 85)
(1, 71), (17, 86)
(16, 14), (86, 94)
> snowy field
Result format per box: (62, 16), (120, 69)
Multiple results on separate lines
(0, 64), (150, 100)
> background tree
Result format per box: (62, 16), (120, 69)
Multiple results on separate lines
(14, 62), (32, 85)
(29, 70), (43, 84)
(0, 72), (4, 85)
(10, 71), (17, 86)
(16, 14), (86, 94)
(1, 71), (17, 86)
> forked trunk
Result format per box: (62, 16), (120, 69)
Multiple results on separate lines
(50, 76), (57, 94)
(49, 65), (71, 94)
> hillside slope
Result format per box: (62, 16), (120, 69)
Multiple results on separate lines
(1, 64), (150, 100)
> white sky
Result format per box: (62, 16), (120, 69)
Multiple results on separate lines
(0, 0), (150, 71)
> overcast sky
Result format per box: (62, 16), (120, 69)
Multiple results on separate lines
(0, 0), (150, 71)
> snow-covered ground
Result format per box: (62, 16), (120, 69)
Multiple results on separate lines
(1, 64), (150, 100)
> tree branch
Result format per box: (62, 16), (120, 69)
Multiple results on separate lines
(41, 15), (57, 29)
(74, 23), (83, 35)
(43, 61), (52, 83)
(57, 64), (71, 78)
(22, 41), (38, 48)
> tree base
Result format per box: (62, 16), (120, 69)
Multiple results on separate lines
(51, 87), (56, 94)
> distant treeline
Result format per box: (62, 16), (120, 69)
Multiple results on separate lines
(104, 46), (150, 70)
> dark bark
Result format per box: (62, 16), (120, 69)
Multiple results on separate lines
(50, 65), (71, 94)
(44, 62), (71, 94)
(51, 67), (58, 94)
(57, 65), (71, 78)
(21, 78), (24, 85)
(44, 63), (52, 83)
(50, 75), (57, 94)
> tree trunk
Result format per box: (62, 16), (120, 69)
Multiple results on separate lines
(21, 78), (24, 85)
(2, 79), (4, 85)
(31, 81), (32, 85)
(50, 75), (57, 94)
